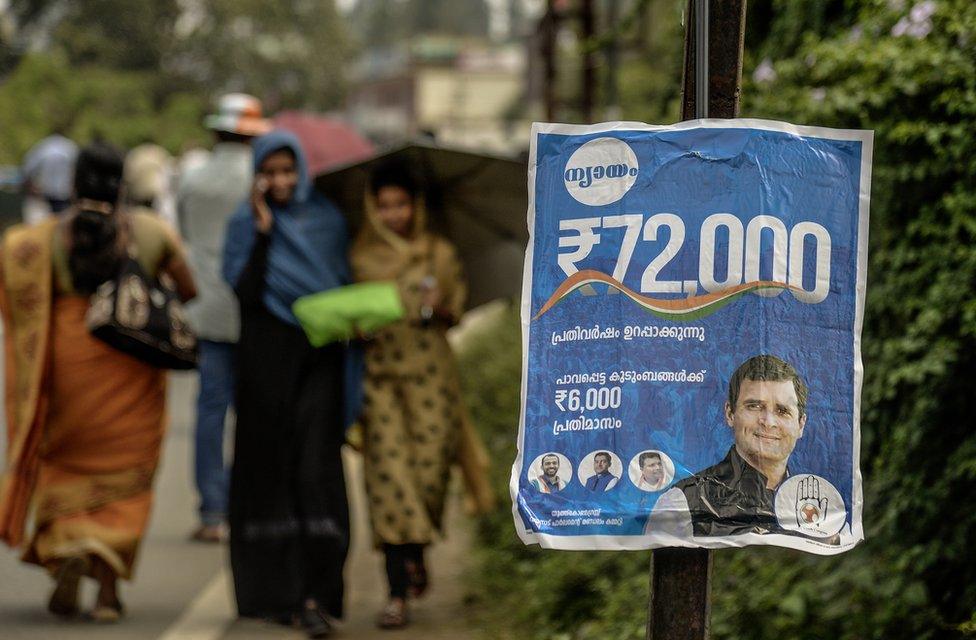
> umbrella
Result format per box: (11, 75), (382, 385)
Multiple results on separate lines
(315, 141), (528, 309)
(273, 111), (376, 176)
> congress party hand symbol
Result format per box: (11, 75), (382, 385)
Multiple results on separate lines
(795, 475), (828, 528)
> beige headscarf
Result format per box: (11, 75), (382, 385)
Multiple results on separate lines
(350, 191), (465, 322)
(350, 191), (431, 282)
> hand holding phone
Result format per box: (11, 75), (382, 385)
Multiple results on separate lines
(250, 176), (274, 234)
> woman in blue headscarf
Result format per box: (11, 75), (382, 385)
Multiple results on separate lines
(223, 130), (357, 639)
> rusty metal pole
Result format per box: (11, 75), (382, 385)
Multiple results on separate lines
(680, 0), (747, 120)
(647, 2), (746, 639)
(580, 0), (595, 122)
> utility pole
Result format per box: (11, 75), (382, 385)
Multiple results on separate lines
(646, 2), (747, 639)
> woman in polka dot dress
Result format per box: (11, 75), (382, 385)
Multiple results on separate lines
(350, 161), (468, 629)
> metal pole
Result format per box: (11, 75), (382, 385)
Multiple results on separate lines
(649, 2), (747, 638)
(647, 548), (713, 640)
(681, 0), (746, 120)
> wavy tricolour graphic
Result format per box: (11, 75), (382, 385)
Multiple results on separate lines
(533, 270), (799, 322)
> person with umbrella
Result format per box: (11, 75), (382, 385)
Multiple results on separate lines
(350, 160), (469, 629)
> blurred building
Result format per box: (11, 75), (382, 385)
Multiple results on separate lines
(345, 36), (531, 153)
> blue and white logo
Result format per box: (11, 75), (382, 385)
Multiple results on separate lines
(563, 137), (639, 206)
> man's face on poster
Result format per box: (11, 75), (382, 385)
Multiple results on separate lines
(542, 455), (560, 478)
(726, 379), (806, 467)
(641, 456), (663, 484)
(593, 454), (610, 475)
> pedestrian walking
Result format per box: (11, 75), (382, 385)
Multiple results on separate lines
(178, 94), (271, 543)
(125, 143), (177, 228)
(222, 130), (359, 639)
(350, 161), (470, 629)
(0, 142), (197, 622)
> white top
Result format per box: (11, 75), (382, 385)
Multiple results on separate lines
(23, 134), (78, 200)
(177, 142), (252, 343)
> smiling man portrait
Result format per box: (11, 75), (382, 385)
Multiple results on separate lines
(646, 354), (808, 537)
(530, 453), (567, 493)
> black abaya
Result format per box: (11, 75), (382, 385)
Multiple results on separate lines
(229, 232), (350, 619)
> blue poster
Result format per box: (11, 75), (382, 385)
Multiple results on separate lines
(512, 120), (872, 554)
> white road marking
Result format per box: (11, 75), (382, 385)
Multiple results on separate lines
(157, 567), (234, 640)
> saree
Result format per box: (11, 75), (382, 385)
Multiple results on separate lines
(0, 219), (166, 579)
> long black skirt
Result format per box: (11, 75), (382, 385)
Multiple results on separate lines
(229, 302), (350, 619)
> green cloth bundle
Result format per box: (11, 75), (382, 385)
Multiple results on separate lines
(292, 281), (404, 347)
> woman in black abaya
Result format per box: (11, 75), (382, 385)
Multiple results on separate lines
(222, 130), (360, 639)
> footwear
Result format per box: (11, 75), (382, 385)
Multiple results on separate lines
(299, 606), (333, 638)
(48, 555), (89, 617)
(87, 600), (124, 623)
(376, 599), (410, 630)
(405, 558), (428, 598)
(189, 524), (226, 543)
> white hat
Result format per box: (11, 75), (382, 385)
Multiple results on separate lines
(204, 93), (272, 137)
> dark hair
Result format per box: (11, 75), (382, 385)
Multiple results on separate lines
(727, 354), (808, 418)
(541, 453), (559, 466)
(69, 143), (125, 294)
(369, 159), (419, 198)
(639, 451), (661, 467)
(594, 451), (612, 466)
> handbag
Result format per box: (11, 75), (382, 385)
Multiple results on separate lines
(85, 249), (198, 370)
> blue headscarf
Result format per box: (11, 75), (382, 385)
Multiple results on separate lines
(222, 129), (350, 326)
(222, 130), (363, 427)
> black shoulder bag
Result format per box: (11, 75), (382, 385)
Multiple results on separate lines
(85, 248), (198, 370)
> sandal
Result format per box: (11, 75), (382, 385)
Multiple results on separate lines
(376, 599), (410, 630)
(48, 555), (89, 617)
(189, 524), (227, 543)
(87, 600), (125, 624)
(299, 606), (333, 638)
(405, 559), (428, 598)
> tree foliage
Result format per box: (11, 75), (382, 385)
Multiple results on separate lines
(0, 0), (352, 164)
(0, 52), (207, 164)
(175, 0), (351, 113)
(348, 0), (490, 48)
(460, 1), (976, 638)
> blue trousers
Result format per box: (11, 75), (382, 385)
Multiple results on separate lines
(195, 340), (235, 526)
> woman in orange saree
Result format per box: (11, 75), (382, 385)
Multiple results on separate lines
(0, 143), (196, 621)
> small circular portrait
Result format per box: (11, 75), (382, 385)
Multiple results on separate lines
(774, 474), (846, 538)
(577, 450), (623, 492)
(527, 452), (572, 493)
(629, 450), (675, 492)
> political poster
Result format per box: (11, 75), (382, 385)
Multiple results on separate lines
(512, 120), (872, 554)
